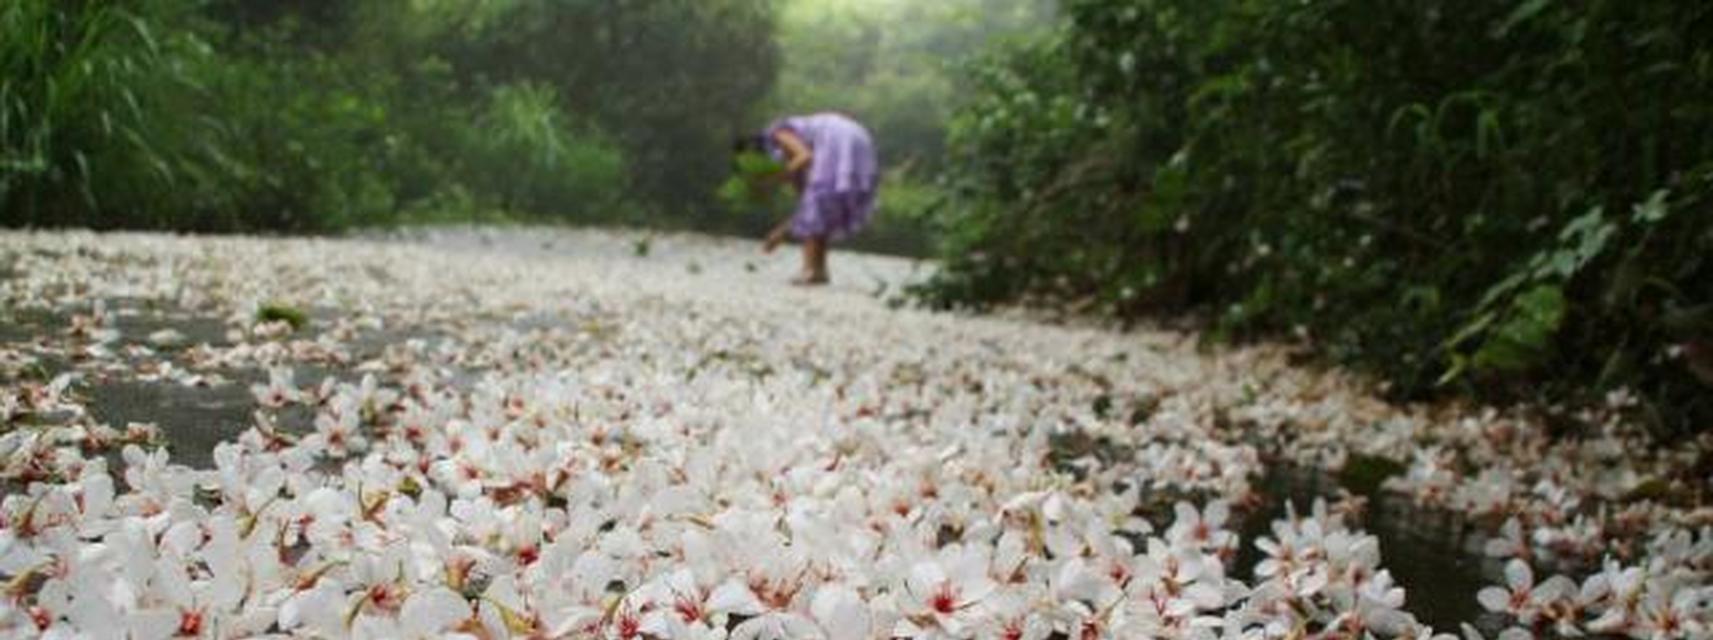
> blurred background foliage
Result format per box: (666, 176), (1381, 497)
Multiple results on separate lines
(1, 0), (777, 232)
(914, 0), (1713, 434)
(730, 0), (1054, 256)
(4, 0), (1710, 431)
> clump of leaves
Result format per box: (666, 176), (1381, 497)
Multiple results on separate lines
(257, 304), (308, 331)
(716, 151), (786, 211)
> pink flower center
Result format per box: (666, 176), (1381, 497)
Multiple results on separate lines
(517, 544), (540, 565)
(177, 610), (204, 637)
(1079, 621), (1102, 640)
(930, 583), (959, 615)
(674, 597), (704, 623)
(368, 584), (403, 613)
(1509, 588), (1530, 612)
(618, 613), (641, 639)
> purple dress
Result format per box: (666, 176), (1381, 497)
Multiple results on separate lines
(766, 113), (879, 241)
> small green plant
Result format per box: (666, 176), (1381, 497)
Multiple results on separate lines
(257, 304), (308, 331)
(717, 151), (786, 209)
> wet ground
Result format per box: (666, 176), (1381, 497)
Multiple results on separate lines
(1047, 429), (1508, 633)
(1234, 466), (1503, 632)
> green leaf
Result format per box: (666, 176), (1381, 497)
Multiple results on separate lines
(1472, 284), (1565, 373)
(1134, 202), (1175, 234)
(1445, 311), (1498, 350)
(1631, 189), (1670, 224)
(1493, 0), (1552, 38)
(734, 151), (783, 177)
(1437, 354), (1471, 387)
(1476, 270), (1530, 309)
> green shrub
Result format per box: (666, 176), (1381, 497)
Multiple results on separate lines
(460, 82), (627, 222)
(920, 0), (1713, 434)
(2, 0), (782, 232)
(435, 0), (780, 217)
(188, 49), (408, 232)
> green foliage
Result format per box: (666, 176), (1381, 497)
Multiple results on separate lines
(752, 0), (1052, 258)
(256, 303), (307, 330)
(0, 0), (208, 227)
(733, 152), (786, 178)
(1462, 284), (1568, 375)
(716, 151), (787, 212)
(922, 0), (1713, 433)
(461, 83), (625, 219)
(771, 0), (1054, 170)
(187, 48), (409, 232)
(437, 0), (779, 216)
(1, 0), (780, 232)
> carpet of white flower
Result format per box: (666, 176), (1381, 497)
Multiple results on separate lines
(0, 228), (1708, 639)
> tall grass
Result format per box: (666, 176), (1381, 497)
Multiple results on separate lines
(0, 0), (201, 228)
(2, 0), (781, 232)
(463, 83), (627, 220)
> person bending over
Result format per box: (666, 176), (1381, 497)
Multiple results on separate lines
(734, 112), (879, 286)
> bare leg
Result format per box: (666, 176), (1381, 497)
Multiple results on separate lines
(810, 236), (829, 282)
(762, 225), (788, 253)
(794, 236), (830, 285)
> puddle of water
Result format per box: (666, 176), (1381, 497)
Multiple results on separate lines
(1235, 466), (1507, 634)
(1048, 431), (1505, 633)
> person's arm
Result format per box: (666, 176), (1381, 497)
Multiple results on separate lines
(771, 128), (813, 183)
(760, 128), (811, 253)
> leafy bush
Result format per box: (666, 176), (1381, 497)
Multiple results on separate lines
(2, 0), (781, 232)
(461, 83), (626, 220)
(769, 0), (1055, 172)
(189, 50), (409, 232)
(435, 0), (779, 217)
(921, 0), (1713, 433)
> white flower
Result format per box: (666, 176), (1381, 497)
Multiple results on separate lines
(895, 544), (997, 637)
(353, 587), (476, 639)
(1166, 501), (1236, 555)
(810, 583), (872, 640)
(250, 367), (300, 409)
(1478, 559), (1574, 626)
(6, 229), (1712, 640)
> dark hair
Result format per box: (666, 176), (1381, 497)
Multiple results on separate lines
(731, 133), (766, 156)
